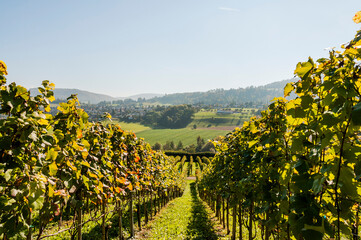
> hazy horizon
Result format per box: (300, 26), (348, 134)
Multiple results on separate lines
(29, 78), (292, 99)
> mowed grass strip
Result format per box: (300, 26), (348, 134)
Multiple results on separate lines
(142, 181), (219, 240)
(136, 128), (229, 146)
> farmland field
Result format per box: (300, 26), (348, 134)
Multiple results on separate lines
(188, 108), (258, 128)
(103, 109), (259, 146)
(136, 128), (229, 146)
(103, 120), (151, 133)
(103, 120), (229, 146)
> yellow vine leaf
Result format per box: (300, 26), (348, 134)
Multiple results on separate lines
(48, 184), (55, 197)
(48, 162), (58, 176)
(116, 178), (126, 184)
(45, 105), (51, 112)
(353, 11), (361, 24)
(88, 171), (98, 179)
(66, 160), (77, 171)
(82, 151), (89, 160)
(0, 60), (8, 75)
(284, 82), (294, 97)
(38, 118), (49, 125)
(80, 160), (90, 168)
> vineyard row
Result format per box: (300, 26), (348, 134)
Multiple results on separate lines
(197, 25), (361, 240)
(0, 62), (185, 240)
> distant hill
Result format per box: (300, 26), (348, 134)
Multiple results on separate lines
(147, 79), (295, 105)
(29, 79), (295, 105)
(29, 89), (164, 104)
(120, 93), (165, 101)
(30, 88), (117, 104)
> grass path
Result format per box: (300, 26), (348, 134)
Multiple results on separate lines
(137, 181), (221, 239)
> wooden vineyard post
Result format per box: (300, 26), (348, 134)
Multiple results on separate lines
(163, 191), (165, 206)
(249, 201), (253, 240)
(129, 192), (134, 238)
(232, 204), (237, 240)
(144, 193), (148, 224)
(209, 193), (216, 212)
(222, 197), (226, 229)
(77, 189), (83, 240)
(239, 201), (243, 240)
(357, 208), (359, 240)
(136, 192), (141, 230)
(211, 194), (213, 210)
(209, 194), (217, 212)
(352, 207), (359, 240)
(153, 193), (157, 215)
(27, 207), (32, 240)
(118, 200), (123, 240)
(86, 196), (89, 212)
(214, 196), (217, 216)
(164, 191), (166, 206)
(155, 192), (158, 215)
(265, 211), (270, 240)
(216, 195), (221, 219)
(160, 192), (163, 208)
(58, 203), (62, 230)
(156, 190), (161, 212)
(162, 192), (165, 207)
(102, 199), (106, 240)
(227, 198), (230, 234)
(150, 192), (153, 219)
(154, 193), (157, 215)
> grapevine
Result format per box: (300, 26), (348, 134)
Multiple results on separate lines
(0, 64), (185, 239)
(198, 13), (361, 240)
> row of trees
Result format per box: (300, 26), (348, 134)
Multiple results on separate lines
(147, 82), (289, 106)
(0, 62), (185, 239)
(152, 136), (215, 153)
(141, 104), (196, 128)
(198, 21), (361, 239)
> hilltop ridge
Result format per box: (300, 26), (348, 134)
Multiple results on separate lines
(30, 79), (294, 105)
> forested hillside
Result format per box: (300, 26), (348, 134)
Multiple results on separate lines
(29, 88), (117, 104)
(148, 79), (293, 105)
(28, 79), (292, 106)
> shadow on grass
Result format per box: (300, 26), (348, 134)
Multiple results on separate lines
(82, 198), (151, 240)
(186, 182), (218, 240)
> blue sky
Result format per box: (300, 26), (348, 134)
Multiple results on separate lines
(1, 1), (360, 97)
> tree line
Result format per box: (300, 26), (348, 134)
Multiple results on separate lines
(140, 104), (196, 128)
(152, 136), (216, 153)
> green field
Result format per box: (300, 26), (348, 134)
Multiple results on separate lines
(188, 108), (257, 128)
(103, 109), (259, 147)
(104, 120), (151, 133)
(136, 128), (229, 146)
(104, 120), (229, 146)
